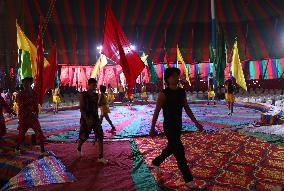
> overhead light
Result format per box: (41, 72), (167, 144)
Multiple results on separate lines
(97, 45), (102, 53)
(130, 45), (136, 50)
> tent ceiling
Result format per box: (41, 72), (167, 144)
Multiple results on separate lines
(7, 0), (284, 64)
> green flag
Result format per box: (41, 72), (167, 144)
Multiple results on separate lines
(209, 43), (215, 63)
(215, 27), (227, 86)
(148, 61), (158, 84)
(56, 70), (60, 86)
(20, 50), (32, 79)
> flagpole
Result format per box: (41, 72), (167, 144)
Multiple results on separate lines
(162, 70), (165, 89)
(211, 0), (216, 52)
(211, 0), (217, 82)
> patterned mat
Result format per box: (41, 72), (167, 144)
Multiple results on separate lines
(1, 155), (75, 191)
(0, 133), (75, 190)
(134, 131), (284, 190)
(0, 133), (43, 188)
(5, 103), (262, 142)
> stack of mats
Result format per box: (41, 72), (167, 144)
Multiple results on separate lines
(1, 155), (75, 191)
(0, 132), (75, 190)
(0, 132), (39, 187)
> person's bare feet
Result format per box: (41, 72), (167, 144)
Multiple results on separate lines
(97, 157), (108, 164)
(185, 181), (198, 189)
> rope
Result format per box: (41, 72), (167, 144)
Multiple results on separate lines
(42, 0), (56, 38)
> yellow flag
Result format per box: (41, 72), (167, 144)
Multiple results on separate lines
(91, 54), (108, 78)
(177, 45), (191, 85)
(16, 22), (49, 78)
(231, 40), (247, 91)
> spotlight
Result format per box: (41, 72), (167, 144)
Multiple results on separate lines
(130, 45), (136, 50)
(97, 45), (102, 52)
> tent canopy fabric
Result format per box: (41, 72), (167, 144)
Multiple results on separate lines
(12, 0), (284, 64)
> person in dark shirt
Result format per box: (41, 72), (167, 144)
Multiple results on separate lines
(77, 78), (108, 164)
(225, 79), (235, 115)
(149, 68), (204, 189)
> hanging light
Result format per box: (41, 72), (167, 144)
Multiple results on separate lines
(130, 45), (136, 50)
(96, 45), (102, 53)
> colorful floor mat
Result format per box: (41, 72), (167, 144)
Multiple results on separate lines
(0, 133), (43, 188)
(0, 133), (75, 190)
(5, 103), (262, 142)
(20, 141), (136, 191)
(1, 155), (76, 191)
(133, 131), (284, 190)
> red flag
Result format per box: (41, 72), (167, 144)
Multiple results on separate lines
(102, 6), (145, 96)
(42, 44), (57, 97)
(34, 16), (44, 105)
(9, 67), (14, 78)
(156, 64), (163, 79)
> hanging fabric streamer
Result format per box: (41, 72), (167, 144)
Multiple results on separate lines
(60, 67), (69, 85)
(68, 67), (74, 86)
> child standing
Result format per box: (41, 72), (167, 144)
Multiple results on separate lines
(225, 79), (235, 115)
(207, 73), (216, 105)
(149, 68), (204, 189)
(15, 77), (46, 155)
(12, 86), (20, 117)
(141, 83), (148, 103)
(77, 78), (108, 164)
(99, 85), (116, 132)
(52, 87), (61, 114)
(107, 84), (115, 107)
